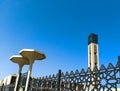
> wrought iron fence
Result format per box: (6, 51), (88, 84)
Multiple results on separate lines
(1, 60), (120, 91)
(17, 59), (120, 91)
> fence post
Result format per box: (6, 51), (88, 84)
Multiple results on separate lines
(57, 70), (61, 91)
(116, 56), (120, 76)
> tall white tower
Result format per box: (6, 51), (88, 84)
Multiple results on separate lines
(88, 33), (99, 71)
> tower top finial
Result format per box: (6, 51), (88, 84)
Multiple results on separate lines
(88, 33), (98, 45)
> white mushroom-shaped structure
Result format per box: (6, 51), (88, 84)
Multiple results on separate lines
(10, 55), (29, 91)
(19, 49), (46, 91)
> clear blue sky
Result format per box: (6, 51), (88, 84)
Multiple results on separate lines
(0, 0), (120, 79)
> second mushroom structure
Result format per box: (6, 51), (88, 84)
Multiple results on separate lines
(10, 49), (46, 91)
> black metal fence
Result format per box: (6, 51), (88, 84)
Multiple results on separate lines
(1, 60), (120, 91)
(17, 59), (120, 91)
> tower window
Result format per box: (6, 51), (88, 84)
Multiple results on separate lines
(94, 45), (97, 52)
(95, 55), (97, 62)
(95, 63), (97, 65)
(90, 62), (91, 65)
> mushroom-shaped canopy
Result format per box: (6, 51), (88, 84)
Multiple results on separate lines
(10, 55), (29, 65)
(19, 49), (46, 62)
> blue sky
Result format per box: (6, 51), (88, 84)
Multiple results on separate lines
(0, 0), (120, 79)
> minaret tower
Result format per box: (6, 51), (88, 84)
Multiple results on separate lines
(88, 33), (99, 71)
